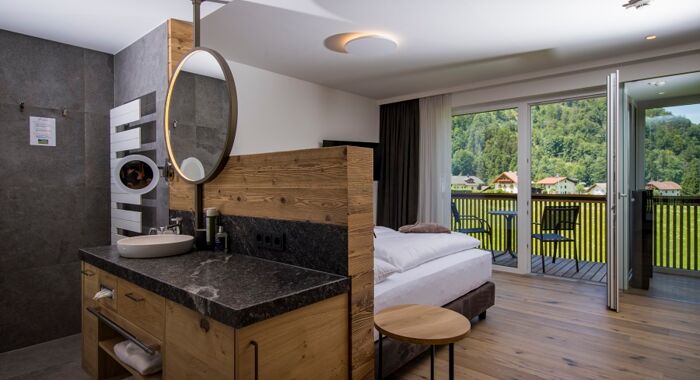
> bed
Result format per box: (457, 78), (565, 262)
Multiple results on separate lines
(373, 226), (495, 376)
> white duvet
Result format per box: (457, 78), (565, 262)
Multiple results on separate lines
(373, 227), (481, 272)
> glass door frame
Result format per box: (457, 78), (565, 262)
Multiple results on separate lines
(452, 101), (527, 274)
(454, 89), (609, 276)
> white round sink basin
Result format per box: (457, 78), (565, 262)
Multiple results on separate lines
(117, 234), (194, 258)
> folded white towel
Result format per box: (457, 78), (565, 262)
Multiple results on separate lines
(113, 340), (162, 376)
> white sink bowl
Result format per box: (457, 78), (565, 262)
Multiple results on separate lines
(117, 235), (194, 258)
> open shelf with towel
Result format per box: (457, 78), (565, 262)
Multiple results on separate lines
(98, 338), (162, 380)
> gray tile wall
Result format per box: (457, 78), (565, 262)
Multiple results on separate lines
(114, 22), (170, 228)
(0, 30), (113, 352)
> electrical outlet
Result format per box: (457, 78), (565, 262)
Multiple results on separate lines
(255, 232), (286, 251)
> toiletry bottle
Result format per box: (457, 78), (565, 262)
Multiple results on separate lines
(215, 226), (229, 253)
(204, 208), (219, 249)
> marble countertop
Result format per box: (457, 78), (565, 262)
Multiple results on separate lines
(79, 246), (349, 329)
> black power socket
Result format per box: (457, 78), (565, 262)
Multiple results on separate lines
(255, 232), (286, 252)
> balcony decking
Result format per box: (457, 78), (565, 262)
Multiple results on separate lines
(493, 253), (607, 283)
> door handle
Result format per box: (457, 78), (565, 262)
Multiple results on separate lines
(250, 340), (259, 380)
(125, 292), (145, 302)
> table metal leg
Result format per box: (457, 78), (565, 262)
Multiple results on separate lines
(449, 343), (455, 380)
(430, 345), (435, 380)
(378, 334), (383, 379)
(505, 216), (516, 258)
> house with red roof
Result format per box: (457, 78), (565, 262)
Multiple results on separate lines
(536, 176), (578, 194)
(492, 171), (518, 193)
(646, 181), (682, 196)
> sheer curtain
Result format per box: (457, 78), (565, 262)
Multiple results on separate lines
(417, 94), (452, 226)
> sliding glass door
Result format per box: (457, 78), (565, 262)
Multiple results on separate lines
(530, 97), (608, 280)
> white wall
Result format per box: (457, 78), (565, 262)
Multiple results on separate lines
(225, 60), (379, 156)
(449, 46), (700, 110)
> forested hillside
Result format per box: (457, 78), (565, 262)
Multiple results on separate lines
(451, 99), (700, 195)
(645, 108), (700, 195)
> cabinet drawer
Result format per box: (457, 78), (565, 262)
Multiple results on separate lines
(97, 271), (119, 312)
(117, 279), (165, 339)
(81, 263), (100, 309)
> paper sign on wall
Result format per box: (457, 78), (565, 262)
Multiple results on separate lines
(29, 116), (56, 146)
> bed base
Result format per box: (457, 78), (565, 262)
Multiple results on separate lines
(374, 281), (495, 377)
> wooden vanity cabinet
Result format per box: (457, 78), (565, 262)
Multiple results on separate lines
(81, 262), (349, 380)
(234, 294), (349, 380)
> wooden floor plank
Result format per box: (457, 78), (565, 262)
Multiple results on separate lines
(389, 272), (700, 380)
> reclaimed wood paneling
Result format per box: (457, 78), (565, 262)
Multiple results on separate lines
(169, 146), (375, 378)
(167, 19), (193, 80)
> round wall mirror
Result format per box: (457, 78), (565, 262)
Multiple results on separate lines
(165, 48), (238, 184)
(113, 154), (160, 195)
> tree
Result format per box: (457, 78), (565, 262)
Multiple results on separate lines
(681, 161), (700, 195)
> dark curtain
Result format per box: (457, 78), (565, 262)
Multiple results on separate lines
(377, 99), (420, 229)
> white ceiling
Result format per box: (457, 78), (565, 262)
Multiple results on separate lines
(201, 0), (700, 99)
(0, 0), (224, 54)
(626, 72), (700, 102)
(1, 0), (699, 100)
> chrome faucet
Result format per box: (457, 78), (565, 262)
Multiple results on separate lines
(147, 217), (183, 235)
(166, 217), (183, 235)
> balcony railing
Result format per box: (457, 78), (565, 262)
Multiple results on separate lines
(451, 191), (700, 271)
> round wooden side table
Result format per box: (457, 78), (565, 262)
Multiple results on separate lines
(374, 304), (471, 380)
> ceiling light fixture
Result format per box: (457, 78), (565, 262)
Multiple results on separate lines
(343, 35), (397, 56)
(623, 0), (652, 10)
(648, 80), (666, 87)
(645, 35), (657, 40)
(658, 92), (665, 95)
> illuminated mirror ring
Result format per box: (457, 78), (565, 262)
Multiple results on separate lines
(165, 47), (238, 184)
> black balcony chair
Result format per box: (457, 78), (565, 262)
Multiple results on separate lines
(532, 205), (580, 273)
(451, 202), (495, 261)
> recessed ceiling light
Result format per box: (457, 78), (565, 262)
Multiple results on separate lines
(645, 35), (657, 40)
(344, 35), (397, 56)
(658, 92), (665, 95)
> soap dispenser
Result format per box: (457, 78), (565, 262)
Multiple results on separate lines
(214, 226), (229, 253)
(204, 207), (219, 248)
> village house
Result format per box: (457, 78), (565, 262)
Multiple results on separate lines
(586, 183), (607, 195)
(492, 171), (518, 193)
(536, 176), (578, 194)
(451, 175), (484, 191)
(646, 181), (682, 196)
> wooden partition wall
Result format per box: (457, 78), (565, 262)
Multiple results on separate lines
(169, 147), (375, 379)
(166, 20), (375, 378)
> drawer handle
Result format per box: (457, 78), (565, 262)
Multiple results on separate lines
(199, 318), (210, 333)
(125, 292), (145, 302)
(250, 340), (259, 380)
(81, 269), (95, 277)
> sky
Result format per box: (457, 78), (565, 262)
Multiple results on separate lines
(665, 104), (700, 124)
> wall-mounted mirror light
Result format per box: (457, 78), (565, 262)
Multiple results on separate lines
(113, 154), (160, 195)
(164, 48), (238, 184)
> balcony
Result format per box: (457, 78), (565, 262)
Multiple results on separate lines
(451, 191), (700, 283)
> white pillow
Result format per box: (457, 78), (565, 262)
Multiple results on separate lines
(374, 232), (481, 272)
(374, 258), (400, 284)
(374, 226), (399, 238)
